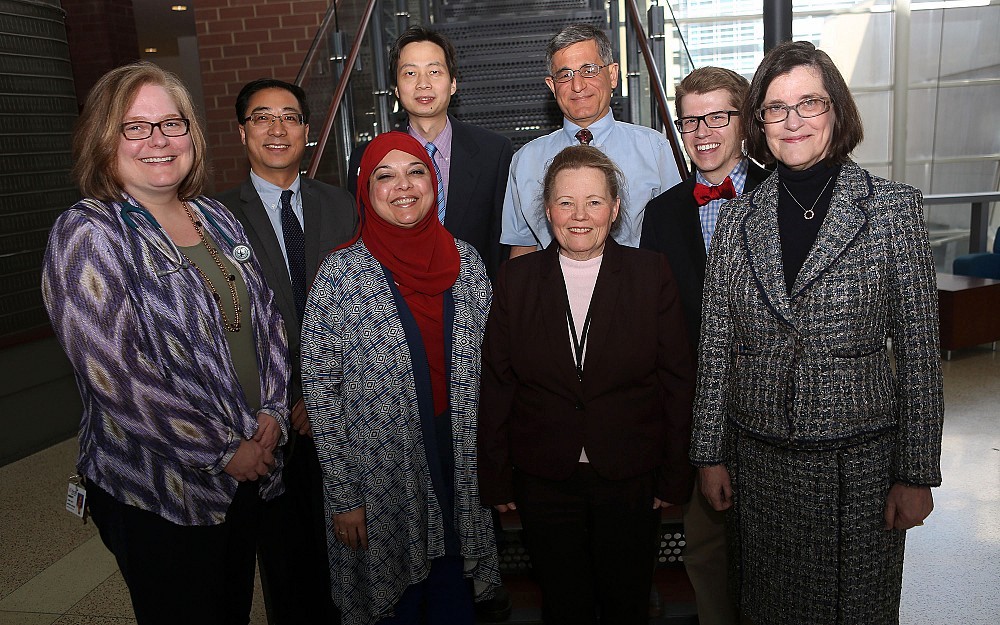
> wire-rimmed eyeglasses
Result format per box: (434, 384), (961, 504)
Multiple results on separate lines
(757, 97), (832, 124)
(674, 110), (739, 134)
(551, 63), (609, 84)
(121, 118), (190, 141)
(242, 112), (306, 128)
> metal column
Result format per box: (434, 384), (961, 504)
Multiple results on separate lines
(763, 0), (793, 51)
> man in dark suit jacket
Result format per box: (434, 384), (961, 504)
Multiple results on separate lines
(216, 78), (357, 625)
(640, 67), (768, 625)
(347, 25), (513, 281)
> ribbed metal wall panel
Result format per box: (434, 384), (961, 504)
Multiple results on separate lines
(0, 0), (77, 341)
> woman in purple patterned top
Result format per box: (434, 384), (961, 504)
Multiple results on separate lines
(42, 62), (290, 624)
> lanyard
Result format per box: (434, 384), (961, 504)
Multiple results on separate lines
(565, 292), (593, 382)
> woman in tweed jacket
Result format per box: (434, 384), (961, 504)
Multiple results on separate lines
(42, 63), (289, 623)
(690, 42), (943, 625)
(302, 132), (499, 625)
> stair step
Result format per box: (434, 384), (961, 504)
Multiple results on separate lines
(435, 10), (607, 41)
(441, 0), (596, 21)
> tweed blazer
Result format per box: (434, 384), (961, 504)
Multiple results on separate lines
(478, 239), (696, 505)
(301, 239), (499, 624)
(690, 161), (944, 487)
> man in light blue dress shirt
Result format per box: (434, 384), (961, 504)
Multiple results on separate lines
(502, 24), (681, 257)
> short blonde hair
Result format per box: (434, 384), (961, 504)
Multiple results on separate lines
(72, 61), (207, 201)
(541, 145), (626, 238)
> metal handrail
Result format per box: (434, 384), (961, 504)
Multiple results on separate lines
(295, 2), (342, 86)
(305, 0), (378, 179)
(623, 0), (689, 181)
(923, 191), (1000, 253)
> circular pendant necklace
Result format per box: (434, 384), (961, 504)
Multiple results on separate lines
(781, 176), (834, 220)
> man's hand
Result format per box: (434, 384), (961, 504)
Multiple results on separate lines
(289, 398), (311, 437)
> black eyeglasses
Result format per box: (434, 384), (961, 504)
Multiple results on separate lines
(242, 112), (305, 127)
(674, 110), (739, 134)
(757, 97), (832, 124)
(121, 118), (190, 140)
(550, 63), (609, 84)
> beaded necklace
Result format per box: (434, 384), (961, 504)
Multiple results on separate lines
(180, 202), (241, 332)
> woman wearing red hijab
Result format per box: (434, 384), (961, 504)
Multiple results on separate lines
(301, 132), (499, 625)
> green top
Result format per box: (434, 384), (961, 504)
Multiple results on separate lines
(181, 236), (261, 412)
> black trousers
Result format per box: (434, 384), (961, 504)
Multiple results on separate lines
(257, 433), (338, 624)
(87, 479), (260, 625)
(515, 463), (660, 625)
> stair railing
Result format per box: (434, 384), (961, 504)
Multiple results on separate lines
(623, 0), (689, 180)
(302, 0), (379, 179)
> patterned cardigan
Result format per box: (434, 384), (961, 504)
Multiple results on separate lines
(42, 195), (290, 526)
(302, 239), (500, 625)
(691, 161), (944, 486)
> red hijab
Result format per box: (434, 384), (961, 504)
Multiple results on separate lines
(356, 132), (459, 414)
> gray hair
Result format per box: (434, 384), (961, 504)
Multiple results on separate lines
(546, 24), (614, 74)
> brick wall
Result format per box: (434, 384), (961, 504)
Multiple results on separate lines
(195, 0), (329, 192)
(62, 0), (140, 106)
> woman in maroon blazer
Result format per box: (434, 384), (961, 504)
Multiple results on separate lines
(478, 145), (696, 625)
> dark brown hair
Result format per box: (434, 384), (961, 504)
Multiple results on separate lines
(541, 145), (626, 237)
(72, 61), (207, 201)
(743, 41), (863, 165)
(675, 66), (749, 118)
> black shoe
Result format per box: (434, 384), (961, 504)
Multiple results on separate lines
(475, 585), (512, 622)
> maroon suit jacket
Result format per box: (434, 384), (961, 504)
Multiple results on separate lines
(477, 239), (696, 505)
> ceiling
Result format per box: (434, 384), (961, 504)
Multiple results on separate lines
(132, 0), (196, 58)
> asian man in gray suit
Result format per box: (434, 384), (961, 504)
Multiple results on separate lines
(216, 78), (357, 625)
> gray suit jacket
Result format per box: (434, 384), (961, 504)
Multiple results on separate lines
(690, 161), (943, 486)
(215, 177), (358, 404)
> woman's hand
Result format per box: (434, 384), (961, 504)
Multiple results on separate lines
(224, 439), (274, 481)
(699, 464), (733, 511)
(494, 502), (517, 513)
(254, 412), (281, 452)
(653, 497), (675, 509)
(884, 483), (933, 530)
(334, 507), (368, 550)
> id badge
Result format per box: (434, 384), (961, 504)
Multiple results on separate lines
(65, 474), (88, 522)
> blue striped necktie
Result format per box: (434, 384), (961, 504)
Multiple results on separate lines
(425, 142), (447, 224)
(279, 189), (306, 320)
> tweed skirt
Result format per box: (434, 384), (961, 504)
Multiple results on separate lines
(729, 430), (906, 625)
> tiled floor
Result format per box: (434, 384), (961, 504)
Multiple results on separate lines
(0, 347), (997, 624)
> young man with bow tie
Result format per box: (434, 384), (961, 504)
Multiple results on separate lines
(640, 66), (768, 625)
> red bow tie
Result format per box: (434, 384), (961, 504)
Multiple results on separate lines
(693, 177), (736, 206)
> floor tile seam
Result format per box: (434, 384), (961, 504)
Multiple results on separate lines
(0, 535), (119, 614)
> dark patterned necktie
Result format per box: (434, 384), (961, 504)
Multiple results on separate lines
(575, 128), (593, 145)
(280, 189), (306, 319)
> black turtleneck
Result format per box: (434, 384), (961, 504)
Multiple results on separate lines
(777, 161), (842, 293)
